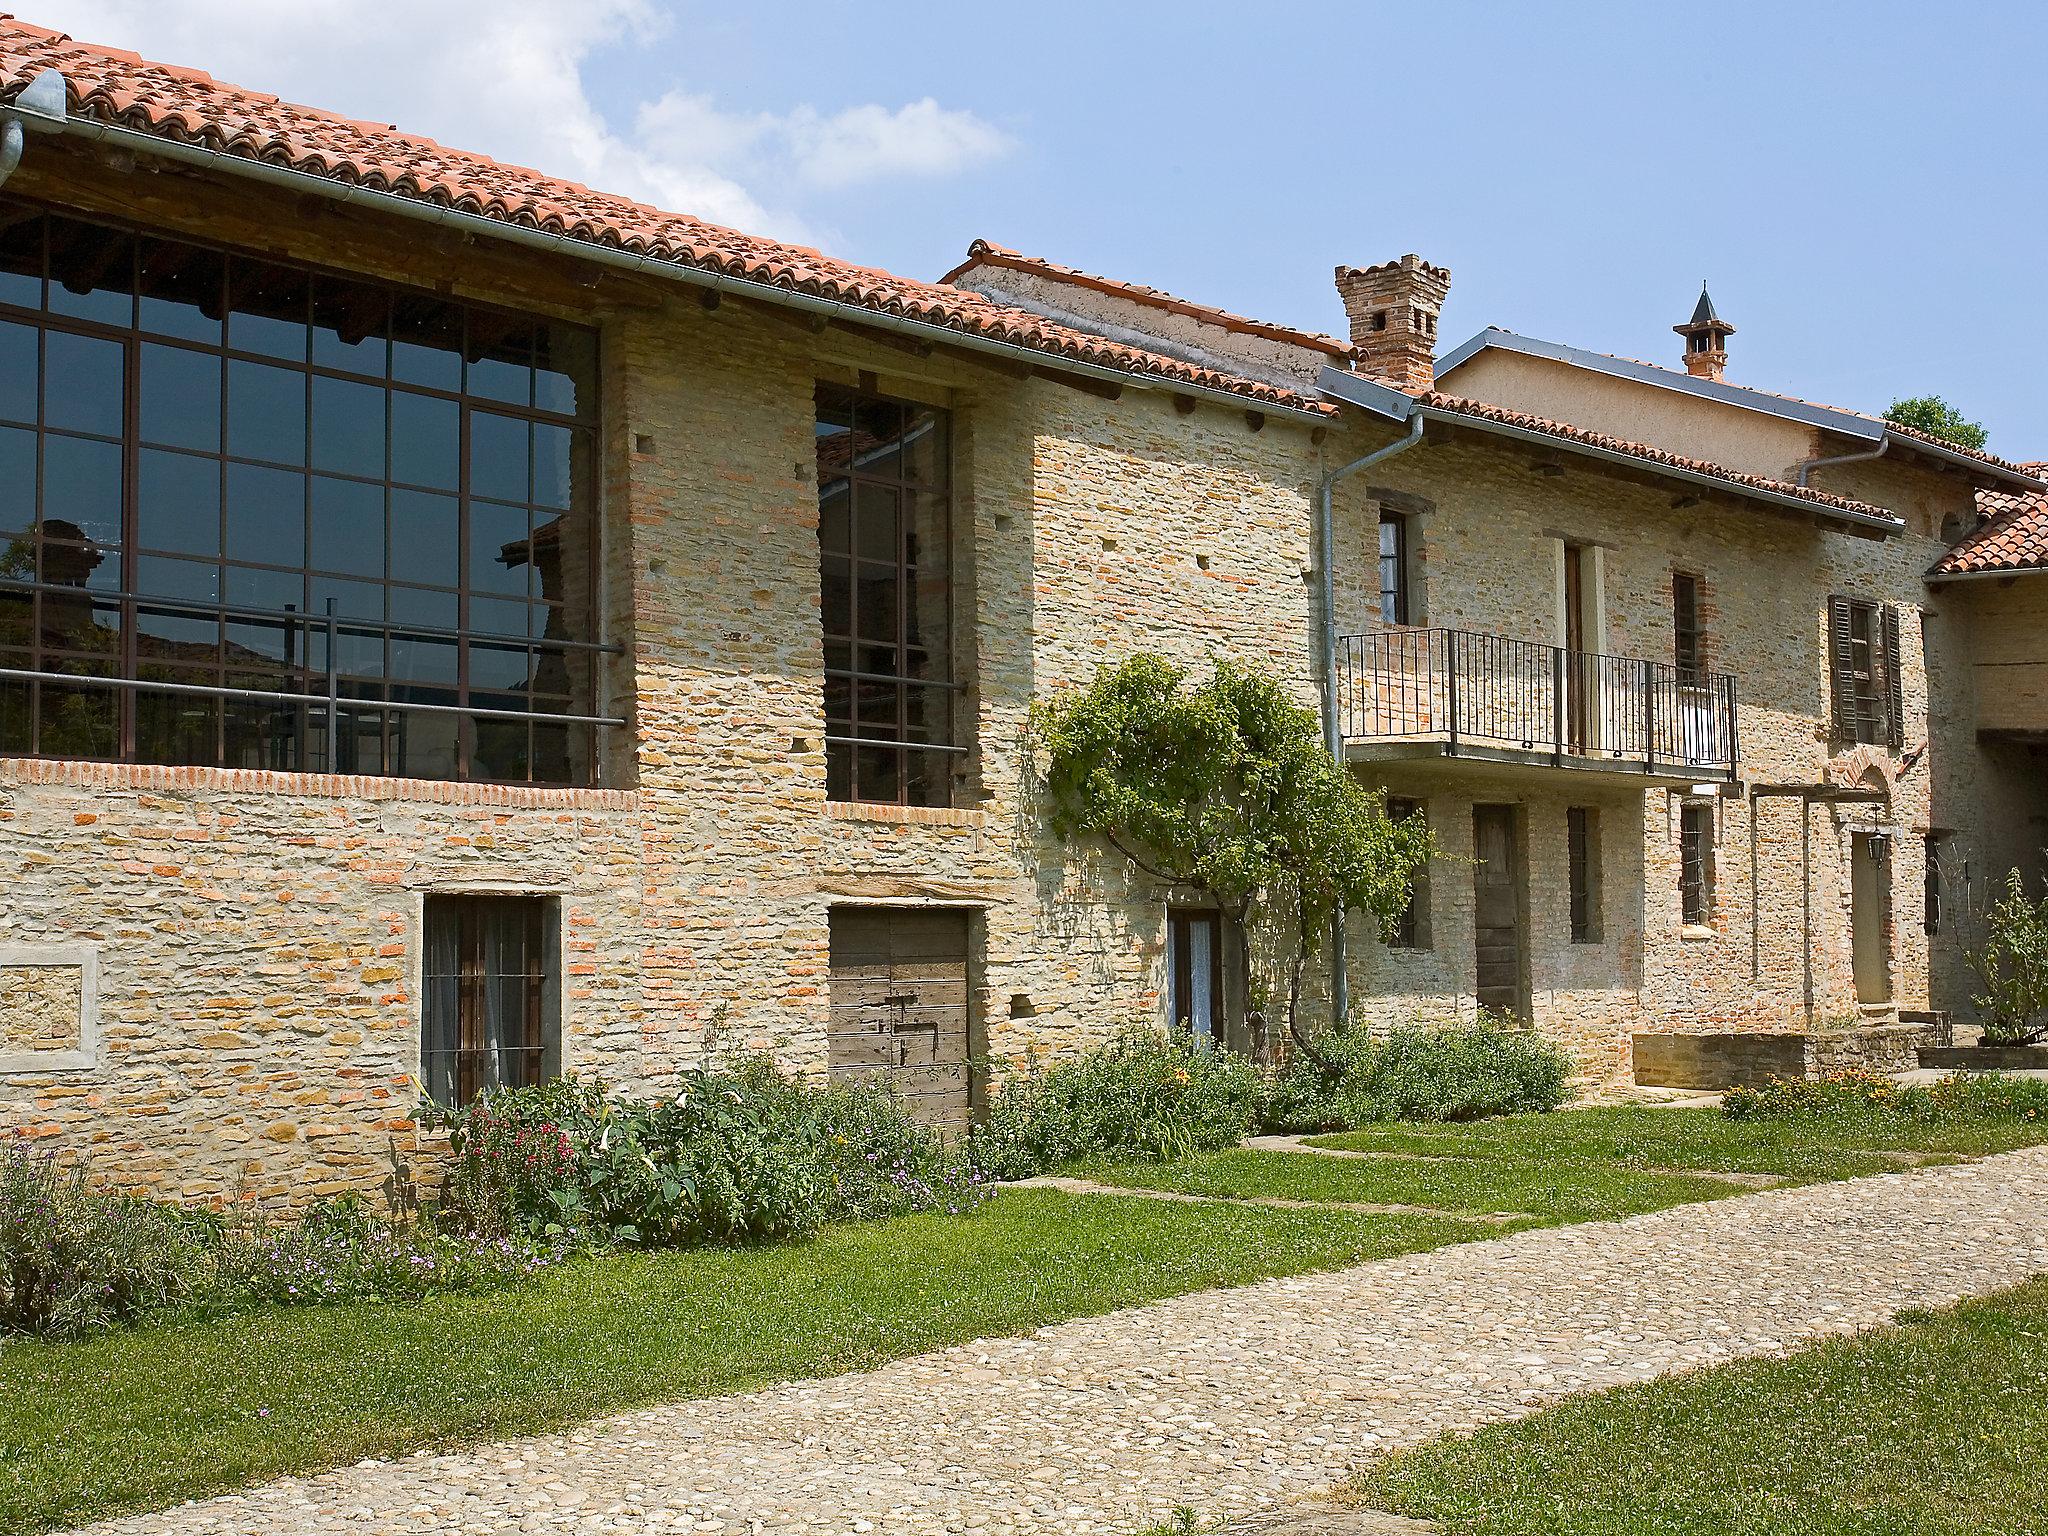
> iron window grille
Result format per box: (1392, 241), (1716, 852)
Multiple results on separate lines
(1568, 805), (1599, 943)
(1679, 802), (1714, 926)
(0, 204), (614, 785)
(1383, 796), (1429, 949)
(420, 893), (557, 1107)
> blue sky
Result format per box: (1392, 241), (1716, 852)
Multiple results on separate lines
(41, 1), (2048, 454)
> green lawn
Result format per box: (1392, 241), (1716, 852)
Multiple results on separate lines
(0, 1188), (1487, 1535)
(1072, 1146), (1744, 1224)
(1305, 1104), (2044, 1180)
(1352, 1277), (2048, 1536)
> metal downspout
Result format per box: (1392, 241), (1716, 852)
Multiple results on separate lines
(1794, 438), (1887, 487)
(1317, 410), (1426, 1029)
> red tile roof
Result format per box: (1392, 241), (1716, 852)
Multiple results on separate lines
(0, 14), (1325, 412)
(941, 239), (1351, 357)
(1934, 477), (2048, 576)
(1414, 391), (1904, 528)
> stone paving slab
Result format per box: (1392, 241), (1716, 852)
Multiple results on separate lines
(69, 1147), (2048, 1536)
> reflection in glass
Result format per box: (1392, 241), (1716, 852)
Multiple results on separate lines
(227, 260), (310, 360)
(138, 241), (225, 344)
(227, 359), (307, 466)
(0, 321), (36, 425)
(310, 475), (385, 578)
(42, 434), (123, 547)
(138, 449), (223, 557)
(46, 220), (132, 327)
(226, 463), (307, 569)
(391, 391), (458, 490)
(42, 331), (124, 438)
(139, 344), (222, 452)
(311, 374), (387, 476)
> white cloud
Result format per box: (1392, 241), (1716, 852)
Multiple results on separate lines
(26, 1), (1012, 242)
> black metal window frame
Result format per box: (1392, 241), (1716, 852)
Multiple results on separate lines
(420, 892), (557, 1108)
(1383, 795), (1429, 949)
(1679, 801), (1714, 927)
(0, 202), (611, 785)
(1567, 804), (1599, 943)
(1377, 510), (1408, 626)
(1672, 572), (1703, 685)
(815, 381), (961, 807)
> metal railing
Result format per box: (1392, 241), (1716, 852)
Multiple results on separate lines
(1337, 627), (1739, 777)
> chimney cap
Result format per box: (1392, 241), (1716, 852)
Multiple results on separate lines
(1335, 253), (1452, 284)
(1674, 281), (1736, 338)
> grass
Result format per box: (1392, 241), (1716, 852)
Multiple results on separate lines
(1351, 1276), (2048, 1536)
(1304, 1104), (2046, 1180)
(0, 1187), (1489, 1534)
(1071, 1146), (1744, 1224)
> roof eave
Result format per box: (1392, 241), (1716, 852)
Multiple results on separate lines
(1, 79), (1328, 424)
(1317, 366), (1902, 539)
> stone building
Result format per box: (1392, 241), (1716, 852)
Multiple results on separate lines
(0, 20), (2042, 1200)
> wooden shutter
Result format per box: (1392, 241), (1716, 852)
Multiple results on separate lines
(1827, 595), (1856, 742)
(1881, 605), (1905, 749)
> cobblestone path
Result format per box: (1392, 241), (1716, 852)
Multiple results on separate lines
(73, 1147), (2048, 1536)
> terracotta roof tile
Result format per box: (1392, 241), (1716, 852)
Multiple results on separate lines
(0, 15), (1325, 412)
(1934, 483), (2048, 575)
(1414, 390), (1904, 528)
(941, 239), (1351, 357)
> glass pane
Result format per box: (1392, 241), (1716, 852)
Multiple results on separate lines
(135, 553), (222, 608)
(390, 488), (458, 588)
(465, 314), (533, 406)
(531, 718), (586, 786)
(225, 562), (304, 617)
(0, 425), (34, 536)
(226, 608), (298, 668)
(0, 321), (35, 425)
(311, 277), (388, 375)
(854, 744), (898, 803)
(309, 575), (383, 622)
(902, 406), (948, 487)
(469, 411), (529, 503)
(223, 688), (304, 771)
(821, 554), (851, 639)
(390, 391), (458, 490)
(391, 295), (463, 391)
(41, 433), (123, 548)
(855, 483), (899, 561)
(138, 240), (225, 344)
(467, 596), (528, 641)
(38, 668), (119, 759)
(135, 590), (223, 665)
(468, 636), (530, 694)
(534, 324), (594, 417)
(469, 501), (530, 598)
(388, 705), (458, 780)
(905, 745), (948, 808)
(43, 331), (124, 438)
(470, 710), (529, 782)
(855, 566), (899, 647)
(531, 423), (573, 510)
(850, 395), (902, 479)
(0, 676), (28, 755)
(225, 462), (306, 569)
(310, 474), (384, 578)
(391, 633), (458, 689)
(137, 448), (223, 557)
(819, 479), (851, 554)
(529, 513), (568, 606)
(0, 209), (40, 309)
(0, 575), (26, 650)
(38, 586), (120, 657)
(227, 259), (310, 361)
(46, 219), (133, 327)
(135, 675), (219, 765)
(310, 374), (387, 476)
(390, 584), (458, 633)
(227, 359), (307, 466)
(37, 532), (115, 599)
(139, 344), (223, 453)
(825, 741), (852, 800)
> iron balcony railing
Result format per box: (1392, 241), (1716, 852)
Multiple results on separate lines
(1337, 627), (1739, 777)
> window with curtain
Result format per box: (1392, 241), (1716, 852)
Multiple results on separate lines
(420, 893), (558, 1106)
(0, 205), (601, 783)
(1377, 511), (1408, 625)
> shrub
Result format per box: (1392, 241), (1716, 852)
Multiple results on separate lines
(1259, 1018), (1573, 1133)
(969, 1028), (1261, 1180)
(1725, 1068), (2048, 1124)
(422, 1058), (982, 1250)
(1968, 868), (2048, 1046)
(221, 1195), (550, 1306)
(0, 1138), (213, 1338)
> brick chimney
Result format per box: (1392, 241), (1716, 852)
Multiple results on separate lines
(1334, 254), (1450, 393)
(1673, 283), (1735, 382)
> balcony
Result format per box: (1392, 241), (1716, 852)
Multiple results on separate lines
(1336, 628), (1739, 784)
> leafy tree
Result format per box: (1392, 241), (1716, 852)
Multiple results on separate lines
(1884, 396), (1989, 453)
(1968, 868), (2048, 1046)
(1029, 654), (1432, 1060)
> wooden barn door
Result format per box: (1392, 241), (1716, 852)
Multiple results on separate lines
(828, 908), (972, 1132)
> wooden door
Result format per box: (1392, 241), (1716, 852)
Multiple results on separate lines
(1851, 834), (1892, 1005)
(828, 908), (972, 1131)
(1563, 544), (1589, 752)
(1472, 805), (1526, 1019)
